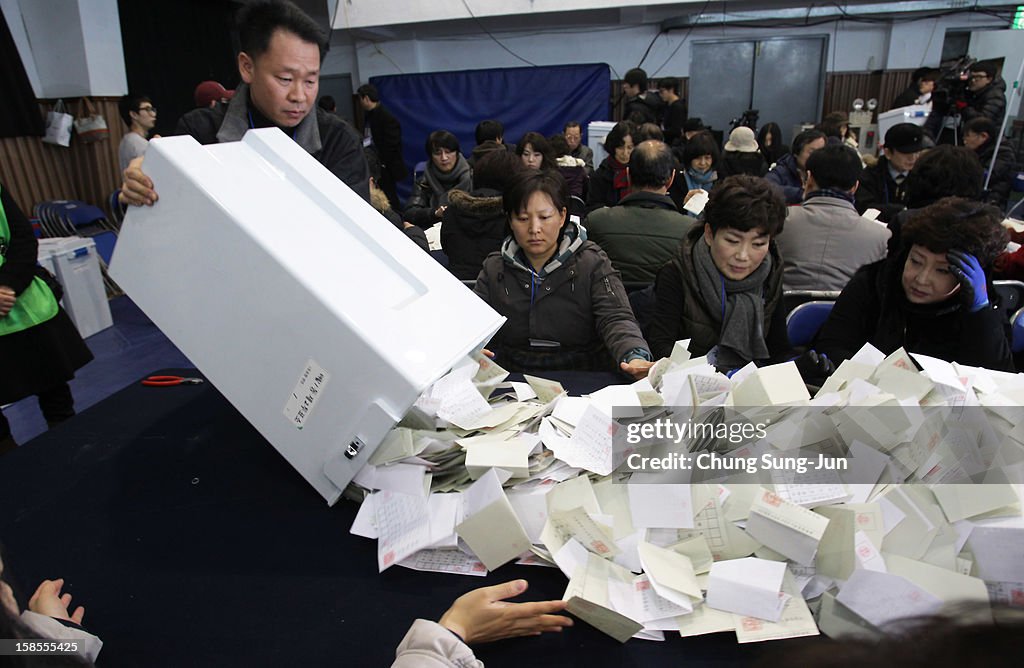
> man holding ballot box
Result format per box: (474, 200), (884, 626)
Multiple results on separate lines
(119, 0), (370, 207)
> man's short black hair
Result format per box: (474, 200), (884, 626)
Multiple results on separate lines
(317, 95), (335, 112)
(473, 149), (523, 191)
(356, 84), (379, 102)
(564, 121), (581, 133)
(970, 61), (997, 79)
(658, 77), (680, 94)
(964, 116), (997, 139)
(705, 175), (786, 237)
(629, 140), (675, 190)
(805, 144), (862, 191)
(237, 0), (329, 62)
(118, 94), (152, 127)
(624, 68), (648, 89)
(792, 129), (827, 156)
(425, 130), (461, 157)
(475, 119), (504, 144)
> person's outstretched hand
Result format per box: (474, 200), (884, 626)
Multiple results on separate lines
(620, 359), (654, 380)
(119, 156), (157, 207)
(947, 249), (989, 312)
(438, 579), (572, 644)
(28, 578), (85, 625)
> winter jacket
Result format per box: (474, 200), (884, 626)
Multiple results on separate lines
(647, 223), (789, 364)
(962, 78), (1007, 126)
(404, 155), (473, 229)
(392, 619), (481, 667)
(816, 253), (1014, 371)
(586, 157), (629, 213)
(855, 155), (906, 224)
(777, 195), (890, 292)
(765, 153), (804, 204)
(584, 191), (693, 283)
(473, 222), (649, 372)
(441, 188), (506, 280)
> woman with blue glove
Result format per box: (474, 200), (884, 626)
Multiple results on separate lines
(816, 197), (1013, 371)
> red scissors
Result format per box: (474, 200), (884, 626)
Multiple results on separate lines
(142, 375), (204, 387)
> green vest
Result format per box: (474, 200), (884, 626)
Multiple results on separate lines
(0, 186), (59, 335)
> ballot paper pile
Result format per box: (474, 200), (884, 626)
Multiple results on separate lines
(350, 342), (1024, 643)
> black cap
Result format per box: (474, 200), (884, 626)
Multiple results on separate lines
(884, 123), (934, 153)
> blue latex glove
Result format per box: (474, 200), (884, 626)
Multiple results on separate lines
(947, 250), (989, 312)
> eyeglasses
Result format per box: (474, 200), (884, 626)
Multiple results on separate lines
(138, 106), (157, 113)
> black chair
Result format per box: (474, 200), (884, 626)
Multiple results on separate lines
(993, 280), (1024, 315)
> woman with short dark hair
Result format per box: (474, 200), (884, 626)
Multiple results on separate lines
(474, 170), (652, 377)
(648, 175), (793, 370)
(817, 197), (1013, 371)
(586, 121), (636, 212)
(404, 130), (473, 228)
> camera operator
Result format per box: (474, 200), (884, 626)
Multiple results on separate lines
(960, 62), (1007, 128)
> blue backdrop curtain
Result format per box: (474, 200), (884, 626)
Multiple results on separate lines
(371, 63), (610, 205)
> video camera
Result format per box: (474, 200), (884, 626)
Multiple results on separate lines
(931, 55), (977, 115)
(730, 109), (759, 132)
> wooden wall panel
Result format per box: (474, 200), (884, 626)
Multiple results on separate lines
(0, 97), (125, 217)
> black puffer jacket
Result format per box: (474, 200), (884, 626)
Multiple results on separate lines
(816, 251), (1014, 371)
(441, 188), (505, 280)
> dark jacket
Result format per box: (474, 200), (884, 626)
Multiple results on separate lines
(571, 143), (595, 173)
(816, 253), (1013, 371)
(891, 84), (924, 109)
(365, 103), (408, 182)
(855, 155), (906, 224)
(977, 139), (1017, 209)
(469, 140), (507, 167)
(719, 151), (769, 179)
(584, 191), (693, 284)
(175, 83), (370, 203)
(473, 225), (649, 372)
(624, 93), (662, 125)
(647, 224), (789, 365)
(962, 78), (1007, 126)
(662, 99), (688, 145)
(441, 188), (505, 280)
(587, 157), (628, 213)
(765, 153), (804, 204)
(404, 155), (473, 229)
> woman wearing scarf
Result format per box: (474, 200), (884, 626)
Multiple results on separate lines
(474, 170), (652, 378)
(680, 131), (720, 197)
(586, 121), (635, 213)
(816, 197), (1013, 371)
(404, 130), (473, 229)
(648, 175), (792, 372)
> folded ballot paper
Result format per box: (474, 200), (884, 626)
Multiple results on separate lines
(110, 129), (504, 505)
(349, 341), (1024, 644)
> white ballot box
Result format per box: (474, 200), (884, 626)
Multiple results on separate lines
(877, 104), (930, 147)
(587, 121), (617, 170)
(109, 129), (505, 505)
(37, 236), (113, 338)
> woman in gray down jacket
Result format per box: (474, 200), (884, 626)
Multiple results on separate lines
(474, 169), (653, 378)
(404, 130), (473, 229)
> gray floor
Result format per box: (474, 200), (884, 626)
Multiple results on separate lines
(3, 296), (194, 444)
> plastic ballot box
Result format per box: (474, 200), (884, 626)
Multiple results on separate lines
(37, 236), (113, 338)
(110, 129), (505, 505)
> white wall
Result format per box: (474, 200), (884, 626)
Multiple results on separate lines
(970, 28), (1024, 119)
(334, 0), (694, 29)
(338, 13), (1006, 87)
(3, 0), (126, 98)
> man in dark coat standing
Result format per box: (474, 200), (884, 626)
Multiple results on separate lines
(358, 83), (409, 209)
(856, 123), (931, 224)
(960, 62), (1007, 129)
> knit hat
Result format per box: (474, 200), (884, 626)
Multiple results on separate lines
(725, 127), (759, 153)
(194, 81), (235, 108)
